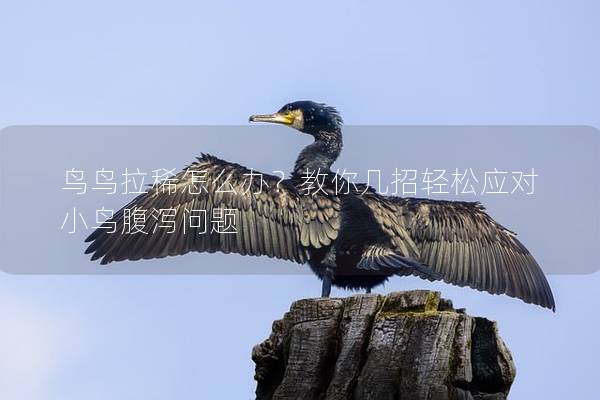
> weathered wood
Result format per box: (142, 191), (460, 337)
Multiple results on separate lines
(253, 290), (516, 400)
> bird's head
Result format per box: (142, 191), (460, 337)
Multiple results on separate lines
(249, 101), (343, 135)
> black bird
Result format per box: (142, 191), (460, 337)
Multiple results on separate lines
(85, 101), (555, 310)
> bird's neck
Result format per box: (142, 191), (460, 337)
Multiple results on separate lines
(294, 129), (343, 174)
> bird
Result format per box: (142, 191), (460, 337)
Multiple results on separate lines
(84, 100), (555, 310)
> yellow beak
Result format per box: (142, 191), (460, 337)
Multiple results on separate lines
(248, 112), (294, 125)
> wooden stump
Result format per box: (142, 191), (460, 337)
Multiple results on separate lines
(252, 290), (515, 400)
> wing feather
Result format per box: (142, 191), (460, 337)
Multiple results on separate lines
(85, 154), (309, 265)
(392, 198), (555, 310)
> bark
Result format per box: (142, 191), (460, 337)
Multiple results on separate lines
(252, 290), (516, 400)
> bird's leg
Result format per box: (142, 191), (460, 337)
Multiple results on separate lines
(321, 276), (332, 298)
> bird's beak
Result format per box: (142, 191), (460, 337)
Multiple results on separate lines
(248, 112), (294, 125)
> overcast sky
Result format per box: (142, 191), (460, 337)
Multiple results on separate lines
(1, 1), (599, 399)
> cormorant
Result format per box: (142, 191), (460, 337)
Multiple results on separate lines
(85, 101), (555, 310)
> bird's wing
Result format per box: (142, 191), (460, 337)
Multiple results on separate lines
(336, 189), (439, 279)
(356, 189), (421, 260)
(392, 197), (555, 310)
(85, 154), (308, 264)
(297, 186), (341, 250)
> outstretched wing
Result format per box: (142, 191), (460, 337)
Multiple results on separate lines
(85, 154), (307, 265)
(393, 198), (555, 310)
(335, 189), (440, 280)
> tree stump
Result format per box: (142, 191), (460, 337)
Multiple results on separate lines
(252, 290), (516, 400)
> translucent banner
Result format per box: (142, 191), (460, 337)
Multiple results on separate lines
(0, 125), (598, 274)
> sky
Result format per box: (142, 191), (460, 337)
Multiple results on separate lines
(1, 1), (599, 399)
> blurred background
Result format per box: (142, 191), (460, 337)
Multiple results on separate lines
(1, 1), (599, 399)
